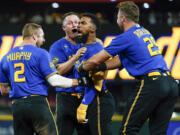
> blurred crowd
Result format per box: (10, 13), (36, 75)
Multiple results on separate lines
(0, 10), (179, 26)
(0, 11), (110, 25)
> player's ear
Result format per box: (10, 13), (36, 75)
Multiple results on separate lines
(122, 15), (127, 22)
(62, 25), (65, 31)
(90, 25), (96, 33)
(32, 34), (36, 41)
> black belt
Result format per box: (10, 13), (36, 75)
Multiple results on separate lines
(135, 71), (170, 80)
(12, 95), (44, 104)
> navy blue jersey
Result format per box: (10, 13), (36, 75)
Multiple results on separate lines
(0, 45), (57, 98)
(49, 38), (81, 92)
(104, 24), (168, 77)
(74, 42), (107, 105)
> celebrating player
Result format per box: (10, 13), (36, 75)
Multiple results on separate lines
(74, 12), (115, 135)
(78, 1), (179, 135)
(0, 23), (90, 135)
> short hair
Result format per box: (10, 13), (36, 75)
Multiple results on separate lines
(22, 23), (42, 39)
(62, 12), (79, 25)
(116, 1), (139, 23)
(82, 12), (100, 31)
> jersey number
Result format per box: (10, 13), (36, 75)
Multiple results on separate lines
(14, 63), (26, 82)
(144, 37), (160, 56)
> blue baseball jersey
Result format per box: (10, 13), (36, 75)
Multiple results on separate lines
(74, 42), (107, 105)
(104, 24), (168, 77)
(0, 45), (57, 98)
(49, 38), (82, 92)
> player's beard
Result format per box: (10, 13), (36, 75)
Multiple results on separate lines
(73, 33), (88, 44)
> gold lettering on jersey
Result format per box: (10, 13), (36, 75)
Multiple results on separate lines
(25, 52), (32, 60)
(103, 27), (180, 79)
(133, 29), (150, 38)
(52, 57), (59, 65)
(7, 52), (32, 62)
(16, 52), (21, 60)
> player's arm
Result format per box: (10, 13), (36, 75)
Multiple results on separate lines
(77, 88), (96, 123)
(0, 84), (10, 96)
(0, 61), (10, 96)
(47, 73), (90, 88)
(41, 49), (89, 88)
(80, 35), (125, 71)
(96, 55), (121, 71)
(79, 50), (110, 71)
(57, 47), (87, 75)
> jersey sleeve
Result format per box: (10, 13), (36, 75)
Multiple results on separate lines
(81, 87), (96, 105)
(49, 43), (67, 67)
(0, 60), (9, 84)
(104, 35), (129, 57)
(39, 49), (57, 79)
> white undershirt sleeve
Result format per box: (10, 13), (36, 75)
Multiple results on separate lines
(47, 74), (73, 88)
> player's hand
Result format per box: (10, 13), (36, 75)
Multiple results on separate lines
(74, 47), (87, 60)
(75, 62), (86, 75)
(77, 76), (92, 87)
(77, 104), (88, 123)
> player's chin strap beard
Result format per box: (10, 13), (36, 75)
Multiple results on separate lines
(73, 34), (88, 45)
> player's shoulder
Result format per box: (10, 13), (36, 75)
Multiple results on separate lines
(26, 45), (47, 54)
(26, 46), (49, 58)
(112, 33), (126, 43)
(37, 47), (49, 55)
(1, 53), (8, 63)
(113, 26), (140, 43)
(1, 47), (16, 61)
(95, 42), (104, 48)
(50, 38), (68, 49)
(87, 42), (103, 52)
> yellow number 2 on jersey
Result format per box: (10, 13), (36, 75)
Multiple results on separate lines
(144, 36), (161, 56)
(14, 63), (26, 82)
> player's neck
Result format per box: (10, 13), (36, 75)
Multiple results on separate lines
(124, 21), (136, 32)
(65, 36), (77, 45)
(20, 38), (36, 46)
(84, 34), (96, 45)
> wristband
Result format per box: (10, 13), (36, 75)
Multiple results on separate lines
(95, 63), (107, 71)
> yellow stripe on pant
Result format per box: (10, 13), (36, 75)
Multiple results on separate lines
(122, 80), (144, 135)
(46, 98), (59, 135)
(97, 95), (101, 135)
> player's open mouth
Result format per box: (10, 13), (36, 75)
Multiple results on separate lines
(72, 29), (78, 33)
(77, 29), (82, 36)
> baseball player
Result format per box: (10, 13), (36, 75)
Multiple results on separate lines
(0, 23), (90, 135)
(78, 2), (179, 135)
(74, 12), (115, 135)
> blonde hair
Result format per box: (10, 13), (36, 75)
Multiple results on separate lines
(116, 1), (139, 23)
(22, 23), (42, 39)
(62, 12), (79, 25)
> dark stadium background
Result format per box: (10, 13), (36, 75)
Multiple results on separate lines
(0, 0), (179, 134)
